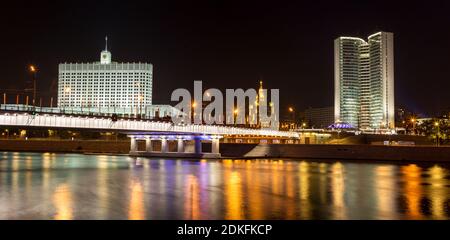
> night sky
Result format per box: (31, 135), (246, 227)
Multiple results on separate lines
(1, 0), (450, 116)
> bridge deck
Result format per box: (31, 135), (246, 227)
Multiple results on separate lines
(0, 112), (299, 138)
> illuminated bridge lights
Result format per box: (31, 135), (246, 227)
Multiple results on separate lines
(0, 113), (299, 139)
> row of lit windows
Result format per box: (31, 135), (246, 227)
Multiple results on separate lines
(59, 74), (150, 76)
(59, 80), (151, 83)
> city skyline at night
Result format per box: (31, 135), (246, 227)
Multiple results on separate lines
(1, 1), (450, 117)
(2, 0), (450, 227)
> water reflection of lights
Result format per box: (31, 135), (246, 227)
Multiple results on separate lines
(42, 153), (53, 215)
(97, 157), (110, 219)
(246, 160), (263, 219)
(2, 153), (450, 220)
(268, 160), (283, 218)
(428, 165), (447, 219)
(53, 184), (73, 220)
(225, 171), (243, 219)
(374, 165), (397, 219)
(128, 180), (145, 220)
(401, 164), (423, 219)
(284, 162), (296, 219)
(184, 175), (200, 219)
(299, 162), (309, 200)
(130, 158), (144, 168)
(42, 153), (55, 170)
(331, 162), (347, 219)
(319, 163), (327, 204)
(299, 161), (311, 219)
(12, 155), (20, 196)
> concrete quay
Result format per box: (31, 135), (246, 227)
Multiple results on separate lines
(220, 143), (450, 162)
(1, 139), (450, 162)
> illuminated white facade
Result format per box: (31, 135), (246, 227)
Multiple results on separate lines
(57, 39), (153, 116)
(334, 32), (395, 129)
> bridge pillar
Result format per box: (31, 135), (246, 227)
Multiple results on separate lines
(177, 137), (185, 153)
(145, 138), (152, 152)
(212, 137), (220, 154)
(161, 137), (168, 153)
(130, 137), (137, 152)
(194, 137), (202, 154)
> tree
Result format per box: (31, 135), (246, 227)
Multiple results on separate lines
(416, 119), (449, 145)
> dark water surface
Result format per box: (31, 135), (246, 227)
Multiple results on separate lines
(1, 152), (449, 220)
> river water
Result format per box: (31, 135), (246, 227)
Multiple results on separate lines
(0, 151), (449, 220)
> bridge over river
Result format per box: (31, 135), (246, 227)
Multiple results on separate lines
(0, 112), (299, 158)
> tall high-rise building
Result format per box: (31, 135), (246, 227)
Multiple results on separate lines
(57, 37), (153, 116)
(334, 31), (395, 130)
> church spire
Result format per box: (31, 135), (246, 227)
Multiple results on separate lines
(105, 36), (108, 51)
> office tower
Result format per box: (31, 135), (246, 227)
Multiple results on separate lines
(334, 32), (395, 129)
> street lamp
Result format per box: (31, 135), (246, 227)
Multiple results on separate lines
(29, 65), (37, 107)
(435, 121), (440, 147)
(410, 118), (416, 135)
(233, 108), (238, 126)
(288, 107), (295, 129)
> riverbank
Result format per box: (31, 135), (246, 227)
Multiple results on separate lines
(220, 143), (450, 162)
(0, 139), (130, 154)
(0, 139), (449, 162)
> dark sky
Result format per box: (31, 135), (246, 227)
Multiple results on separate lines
(1, 0), (450, 116)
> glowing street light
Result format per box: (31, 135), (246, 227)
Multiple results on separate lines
(288, 106), (295, 129)
(410, 118), (416, 135)
(435, 121), (440, 147)
(29, 65), (38, 106)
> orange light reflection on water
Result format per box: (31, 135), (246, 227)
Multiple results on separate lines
(428, 165), (447, 219)
(401, 164), (422, 219)
(184, 174), (200, 220)
(53, 184), (73, 220)
(128, 180), (145, 220)
(224, 160), (243, 220)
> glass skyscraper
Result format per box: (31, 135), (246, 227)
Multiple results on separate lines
(334, 32), (395, 130)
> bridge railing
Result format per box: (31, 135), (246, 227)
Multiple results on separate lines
(0, 112), (299, 138)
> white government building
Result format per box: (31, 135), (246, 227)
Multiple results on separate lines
(334, 32), (395, 130)
(56, 37), (181, 118)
